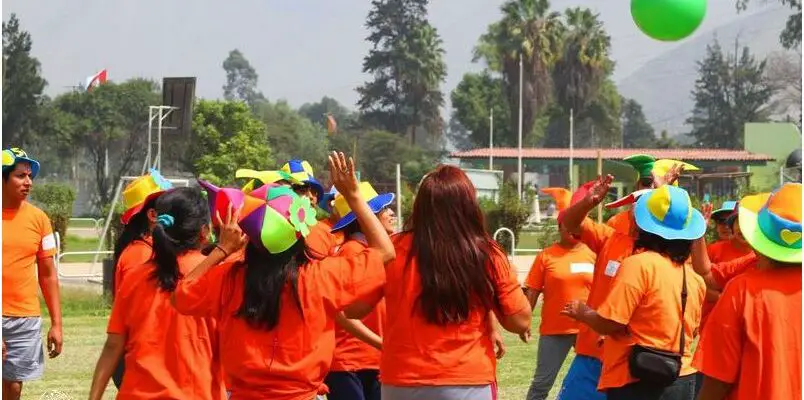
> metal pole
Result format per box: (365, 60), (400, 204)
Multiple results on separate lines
(597, 149), (603, 224)
(156, 107), (164, 171)
(517, 54), (524, 201)
(143, 107), (155, 174)
(396, 164), (403, 231)
(569, 108), (575, 191)
(489, 108), (494, 171)
(93, 178), (125, 266)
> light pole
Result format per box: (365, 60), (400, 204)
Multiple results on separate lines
(517, 54), (524, 201)
(489, 108), (494, 170)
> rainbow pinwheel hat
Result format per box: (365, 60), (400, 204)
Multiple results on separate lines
(633, 185), (706, 241)
(738, 183), (802, 263)
(2, 147), (40, 179)
(281, 160), (324, 201)
(121, 169), (173, 224)
(198, 180), (319, 254)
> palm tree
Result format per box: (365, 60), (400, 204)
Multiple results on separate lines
(474, 0), (565, 143)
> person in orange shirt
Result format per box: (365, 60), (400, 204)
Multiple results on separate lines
(89, 187), (225, 400)
(707, 202), (753, 263)
(522, 222), (596, 400)
(695, 183), (802, 400)
(346, 165), (531, 400)
(173, 152), (395, 400)
(564, 184), (707, 400)
(109, 169), (173, 389)
(325, 182), (396, 400)
(305, 187), (345, 260)
(2, 148), (62, 399)
(708, 201), (736, 245)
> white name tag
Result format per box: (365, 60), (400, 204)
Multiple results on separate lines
(604, 260), (621, 277)
(41, 234), (56, 251)
(570, 263), (594, 274)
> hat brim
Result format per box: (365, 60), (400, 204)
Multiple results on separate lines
(633, 194), (706, 240)
(332, 193), (395, 232)
(738, 206), (801, 263)
(120, 190), (166, 225)
(5, 156), (40, 179)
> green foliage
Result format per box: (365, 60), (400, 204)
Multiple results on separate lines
(621, 97), (657, 148)
(29, 183), (76, 251)
(687, 39), (774, 149)
(222, 49), (265, 109)
(484, 182), (532, 252)
(2, 14), (47, 148)
(737, 0), (801, 50)
(400, 183), (415, 225)
(255, 100), (329, 173)
(191, 100), (273, 186)
(532, 219), (561, 250)
(449, 72), (513, 148)
(298, 96), (359, 130)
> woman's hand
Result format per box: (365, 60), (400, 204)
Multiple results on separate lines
(215, 204), (248, 255)
(587, 175), (614, 206)
(654, 163), (685, 187)
(328, 151), (359, 199)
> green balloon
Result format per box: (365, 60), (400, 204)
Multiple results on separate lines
(631, 0), (707, 41)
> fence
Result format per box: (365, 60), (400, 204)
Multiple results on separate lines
(54, 232), (111, 279)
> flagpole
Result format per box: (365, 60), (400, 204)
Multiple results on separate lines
(489, 108), (494, 171)
(517, 54), (524, 202)
(569, 108), (575, 191)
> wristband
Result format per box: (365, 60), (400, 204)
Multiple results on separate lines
(215, 245), (230, 258)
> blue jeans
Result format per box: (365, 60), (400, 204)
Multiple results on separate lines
(325, 370), (381, 400)
(556, 355), (606, 400)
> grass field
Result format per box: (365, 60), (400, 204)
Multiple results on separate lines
(24, 287), (573, 400)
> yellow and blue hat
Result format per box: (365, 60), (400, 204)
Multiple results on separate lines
(331, 182), (394, 232)
(281, 160), (324, 201)
(633, 185), (706, 240)
(738, 183), (802, 263)
(2, 147), (40, 179)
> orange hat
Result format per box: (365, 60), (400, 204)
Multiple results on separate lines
(540, 188), (572, 211)
(557, 180), (597, 225)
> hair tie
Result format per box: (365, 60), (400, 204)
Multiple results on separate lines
(156, 214), (175, 228)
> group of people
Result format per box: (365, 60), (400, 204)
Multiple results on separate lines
(1, 146), (800, 400)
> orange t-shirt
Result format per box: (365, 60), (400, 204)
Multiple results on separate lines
(524, 243), (595, 335)
(694, 267), (802, 400)
(107, 251), (226, 399)
(2, 202), (57, 317)
(575, 218), (636, 359)
(606, 210), (633, 235)
(330, 239), (385, 372)
(173, 248), (385, 400)
(596, 251), (706, 390)
(699, 252), (757, 329)
(114, 237), (153, 296)
(707, 240), (754, 264)
(369, 233), (529, 386)
(305, 219), (346, 260)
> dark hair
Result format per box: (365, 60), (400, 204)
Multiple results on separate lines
(113, 197), (157, 288)
(234, 241), (306, 330)
(634, 229), (694, 264)
(406, 165), (498, 325)
(2, 168), (9, 182)
(150, 187), (210, 292)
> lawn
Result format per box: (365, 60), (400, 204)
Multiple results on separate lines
(25, 288), (573, 400)
(60, 235), (106, 264)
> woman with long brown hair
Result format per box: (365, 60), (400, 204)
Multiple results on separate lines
(348, 165), (531, 400)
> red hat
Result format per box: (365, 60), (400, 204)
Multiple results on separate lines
(557, 180), (597, 225)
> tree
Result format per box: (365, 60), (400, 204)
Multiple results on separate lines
(254, 100), (329, 173)
(298, 96), (358, 131)
(764, 51), (802, 122)
(474, 0), (566, 143)
(655, 130), (679, 149)
(357, 0), (447, 144)
(449, 72), (513, 148)
(222, 49), (265, 109)
(737, 0), (801, 50)
(687, 39), (773, 149)
(3, 14), (47, 148)
(190, 100), (273, 186)
(621, 97), (657, 148)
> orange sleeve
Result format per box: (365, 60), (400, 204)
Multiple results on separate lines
(524, 251), (547, 290)
(36, 211), (57, 259)
(694, 277), (745, 383)
(107, 277), (133, 335)
(173, 261), (235, 318)
(491, 249), (531, 316)
(579, 217), (614, 254)
(711, 253), (757, 288)
(315, 248), (386, 311)
(596, 256), (645, 325)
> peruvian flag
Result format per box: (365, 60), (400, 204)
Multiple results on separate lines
(85, 69), (108, 91)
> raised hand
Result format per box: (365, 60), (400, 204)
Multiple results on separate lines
(588, 174), (614, 206)
(328, 151), (359, 198)
(654, 163), (685, 187)
(215, 204), (249, 255)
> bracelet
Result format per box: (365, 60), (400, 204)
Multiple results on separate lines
(215, 245), (230, 258)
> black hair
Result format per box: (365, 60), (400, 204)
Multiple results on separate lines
(634, 229), (694, 264)
(150, 187), (210, 292)
(233, 240), (306, 330)
(112, 197), (157, 291)
(2, 168), (9, 182)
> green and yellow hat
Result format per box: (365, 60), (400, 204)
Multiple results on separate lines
(2, 147), (40, 178)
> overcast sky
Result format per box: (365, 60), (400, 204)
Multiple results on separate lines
(4, 0), (772, 111)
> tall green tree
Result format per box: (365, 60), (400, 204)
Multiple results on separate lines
(254, 100), (329, 173)
(621, 97), (657, 148)
(737, 0), (801, 49)
(222, 49), (265, 109)
(357, 0), (447, 144)
(3, 14), (47, 148)
(298, 96), (358, 131)
(449, 72), (513, 148)
(687, 39), (773, 149)
(474, 0), (565, 142)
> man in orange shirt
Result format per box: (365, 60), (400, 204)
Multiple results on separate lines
(695, 183), (802, 400)
(2, 148), (63, 399)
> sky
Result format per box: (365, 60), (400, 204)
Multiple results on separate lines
(4, 0), (774, 112)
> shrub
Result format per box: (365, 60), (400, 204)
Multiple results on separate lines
(30, 183), (76, 251)
(485, 182), (532, 253)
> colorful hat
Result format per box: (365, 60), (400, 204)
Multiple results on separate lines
(711, 201), (738, 222)
(540, 188), (571, 211)
(281, 160), (324, 201)
(738, 183), (802, 263)
(2, 147), (40, 179)
(236, 169), (300, 194)
(331, 182), (394, 232)
(623, 154), (656, 180)
(653, 159), (699, 187)
(120, 169), (173, 224)
(199, 180), (318, 254)
(633, 185), (706, 240)
(556, 180), (598, 225)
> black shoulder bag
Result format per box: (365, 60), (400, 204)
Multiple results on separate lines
(628, 263), (687, 387)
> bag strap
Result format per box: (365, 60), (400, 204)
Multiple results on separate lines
(679, 263), (688, 356)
